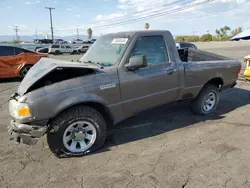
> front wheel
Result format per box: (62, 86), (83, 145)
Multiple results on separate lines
(191, 84), (220, 115)
(47, 106), (107, 158)
(20, 65), (32, 79)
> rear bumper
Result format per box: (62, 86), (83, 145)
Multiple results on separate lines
(221, 81), (237, 91)
(8, 120), (47, 145)
(230, 81), (237, 88)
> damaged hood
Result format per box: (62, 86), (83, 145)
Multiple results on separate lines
(17, 58), (100, 96)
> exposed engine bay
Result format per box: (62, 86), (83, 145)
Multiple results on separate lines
(26, 67), (96, 93)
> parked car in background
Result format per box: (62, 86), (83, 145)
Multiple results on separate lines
(54, 39), (68, 44)
(48, 44), (78, 55)
(76, 45), (89, 53)
(0, 45), (48, 79)
(34, 39), (53, 44)
(90, 39), (96, 43)
(34, 46), (43, 51)
(69, 39), (84, 44)
(176, 42), (198, 49)
(36, 47), (49, 53)
(81, 40), (93, 48)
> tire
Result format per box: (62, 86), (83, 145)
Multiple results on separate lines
(191, 84), (220, 115)
(55, 50), (60, 55)
(20, 65), (32, 79)
(71, 50), (77, 55)
(47, 106), (107, 158)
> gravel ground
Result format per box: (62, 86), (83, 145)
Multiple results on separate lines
(0, 42), (250, 188)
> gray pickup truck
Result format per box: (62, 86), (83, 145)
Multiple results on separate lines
(8, 30), (241, 157)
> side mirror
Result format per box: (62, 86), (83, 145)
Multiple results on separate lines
(125, 55), (147, 71)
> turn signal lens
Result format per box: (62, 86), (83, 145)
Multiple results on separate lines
(18, 107), (31, 117)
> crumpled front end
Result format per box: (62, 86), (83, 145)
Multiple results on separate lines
(8, 58), (102, 145)
(8, 120), (47, 145)
(17, 57), (100, 96)
(8, 93), (48, 145)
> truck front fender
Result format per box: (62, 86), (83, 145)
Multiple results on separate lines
(52, 93), (109, 119)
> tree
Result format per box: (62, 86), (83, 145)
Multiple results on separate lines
(231, 27), (242, 37)
(87, 28), (92, 40)
(215, 26), (231, 40)
(175, 35), (200, 42)
(145, 23), (150, 30)
(200, 34), (213, 42)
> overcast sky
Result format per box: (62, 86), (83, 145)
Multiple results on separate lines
(0, 0), (249, 37)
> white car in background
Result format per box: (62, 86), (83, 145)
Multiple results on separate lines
(76, 45), (89, 53)
(48, 44), (78, 55)
(69, 39), (84, 44)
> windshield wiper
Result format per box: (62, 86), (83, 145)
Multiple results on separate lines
(80, 60), (104, 69)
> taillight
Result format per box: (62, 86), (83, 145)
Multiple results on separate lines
(236, 67), (241, 78)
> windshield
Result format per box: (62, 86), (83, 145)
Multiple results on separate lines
(80, 34), (132, 67)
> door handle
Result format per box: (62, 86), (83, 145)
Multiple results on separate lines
(166, 68), (176, 75)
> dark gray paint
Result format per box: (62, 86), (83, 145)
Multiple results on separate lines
(13, 30), (241, 126)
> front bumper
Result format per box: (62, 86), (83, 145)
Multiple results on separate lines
(8, 120), (47, 145)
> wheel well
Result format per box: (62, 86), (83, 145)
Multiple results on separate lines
(22, 64), (33, 67)
(83, 102), (114, 128)
(19, 64), (33, 75)
(49, 102), (114, 128)
(204, 77), (224, 90)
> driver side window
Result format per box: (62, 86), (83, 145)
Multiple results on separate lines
(130, 35), (169, 65)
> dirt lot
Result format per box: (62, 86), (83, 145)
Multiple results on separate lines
(0, 43), (250, 188)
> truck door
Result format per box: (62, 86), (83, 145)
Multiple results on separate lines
(118, 34), (179, 117)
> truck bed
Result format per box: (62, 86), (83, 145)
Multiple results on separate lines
(178, 48), (232, 62)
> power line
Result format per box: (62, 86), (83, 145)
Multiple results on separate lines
(131, 0), (192, 16)
(45, 7), (55, 41)
(60, 0), (212, 33)
(56, 0), (191, 32)
(13, 25), (19, 41)
(90, 0), (214, 30)
(54, 0), (213, 35)
(92, 0), (192, 25)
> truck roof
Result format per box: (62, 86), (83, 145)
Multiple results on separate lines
(104, 30), (172, 36)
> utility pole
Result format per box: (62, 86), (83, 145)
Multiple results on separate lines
(76, 29), (79, 39)
(35, 28), (38, 39)
(13, 25), (19, 41)
(45, 7), (55, 41)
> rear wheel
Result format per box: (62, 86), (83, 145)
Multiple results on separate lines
(47, 106), (107, 158)
(20, 65), (32, 79)
(191, 84), (220, 115)
(55, 50), (60, 55)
